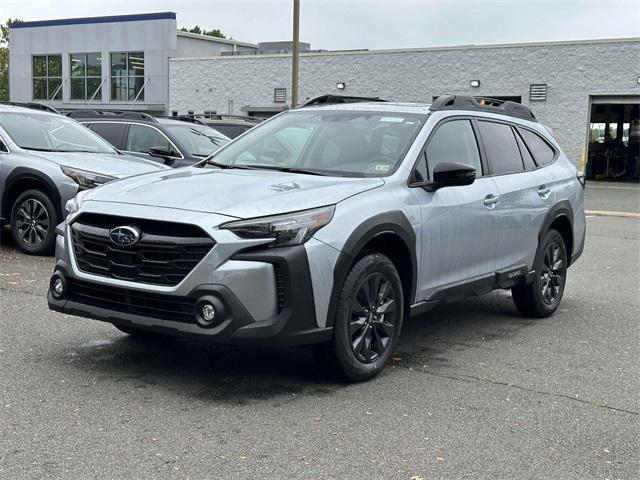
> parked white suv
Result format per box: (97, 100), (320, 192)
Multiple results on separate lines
(48, 95), (586, 381)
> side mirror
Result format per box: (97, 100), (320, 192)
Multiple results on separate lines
(148, 146), (177, 166)
(430, 161), (476, 190)
(148, 146), (172, 158)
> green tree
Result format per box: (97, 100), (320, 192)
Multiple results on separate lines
(0, 18), (23, 101)
(179, 25), (226, 39)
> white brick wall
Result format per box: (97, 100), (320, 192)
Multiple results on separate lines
(169, 39), (640, 165)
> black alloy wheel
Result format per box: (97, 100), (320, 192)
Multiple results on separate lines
(512, 228), (567, 318)
(349, 272), (398, 363)
(313, 252), (404, 382)
(539, 240), (565, 305)
(15, 198), (50, 248)
(10, 189), (58, 255)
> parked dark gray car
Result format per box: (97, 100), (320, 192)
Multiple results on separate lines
(0, 105), (168, 255)
(67, 111), (230, 167)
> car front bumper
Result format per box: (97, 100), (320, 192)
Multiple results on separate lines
(47, 208), (336, 347)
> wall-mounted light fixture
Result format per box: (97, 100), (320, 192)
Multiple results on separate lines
(470, 80), (480, 88)
(336, 82), (346, 90)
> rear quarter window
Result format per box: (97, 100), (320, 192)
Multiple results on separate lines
(89, 122), (127, 149)
(517, 127), (556, 166)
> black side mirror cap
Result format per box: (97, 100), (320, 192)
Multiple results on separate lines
(431, 161), (476, 189)
(148, 146), (172, 158)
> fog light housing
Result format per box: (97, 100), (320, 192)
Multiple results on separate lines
(194, 296), (225, 329)
(49, 273), (66, 300)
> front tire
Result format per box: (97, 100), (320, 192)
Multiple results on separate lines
(512, 228), (568, 318)
(313, 253), (404, 382)
(10, 189), (58, 255)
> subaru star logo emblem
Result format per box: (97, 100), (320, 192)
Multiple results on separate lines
(109, 226), (141, 247)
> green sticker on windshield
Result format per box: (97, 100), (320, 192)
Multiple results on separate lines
(375, 164), (390, 172)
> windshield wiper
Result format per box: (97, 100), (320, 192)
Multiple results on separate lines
(238, 165), (330, 176)
(23, 147), (69, 152)
(203, 159), (255, 170)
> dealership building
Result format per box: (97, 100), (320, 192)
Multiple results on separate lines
(8, 12), (640, 179)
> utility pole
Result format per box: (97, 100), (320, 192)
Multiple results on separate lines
(291, 0), (300, 108)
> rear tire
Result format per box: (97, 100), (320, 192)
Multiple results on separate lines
(512, 228), (567, 318)
(9, 189), (58, 256)
(313, 252), (404, 382)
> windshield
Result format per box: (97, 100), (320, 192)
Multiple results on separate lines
(203, 110), (426, 177)
(165, 124), (230, 157)
(0, 111), (117, 154)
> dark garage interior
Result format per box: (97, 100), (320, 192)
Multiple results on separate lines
(587, 99), (640, 182)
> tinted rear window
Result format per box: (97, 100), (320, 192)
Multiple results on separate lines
(478, 121), (524, 175)
(517, 128), (556, 166)
(212, 125), (244, 138)
(89, 122), (127, 149)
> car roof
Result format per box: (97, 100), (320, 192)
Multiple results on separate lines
(297, 100), (544, 131)
(0, 104), (57, 116)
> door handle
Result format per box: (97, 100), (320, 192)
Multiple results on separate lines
(483, 194), (500, 207)
(538, 185), (551, 197)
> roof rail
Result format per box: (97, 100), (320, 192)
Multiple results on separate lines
(64, 110), (158, 122)
(430, 95), (537, 122)
(301, 94), (387, 107)
(195, 113), (263, 123)
(0, 101), (61, 114)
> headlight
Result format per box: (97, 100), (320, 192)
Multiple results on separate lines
(61, 166), (116, 189)
(65, 189), (90, 215)
(221, 205), (335, 247)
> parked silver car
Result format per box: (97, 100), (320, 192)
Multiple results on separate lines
(48, 95), (586, 381)
(0, 105), (169, 254)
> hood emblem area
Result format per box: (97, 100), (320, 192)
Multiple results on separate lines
(109, 226), (141, 247)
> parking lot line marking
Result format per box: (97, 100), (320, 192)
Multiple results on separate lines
(586, 185), (640, 190)
(585, 210), (640, 218)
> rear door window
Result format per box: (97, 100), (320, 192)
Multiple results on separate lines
(88, 122), (127, 149)
(517, 127), (556, 166)
(424, 119), (482, 180)
(478, 121), (524, 175)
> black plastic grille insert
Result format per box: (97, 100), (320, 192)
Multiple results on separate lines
(70, 213), (214, 286)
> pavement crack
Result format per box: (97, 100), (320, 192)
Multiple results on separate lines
(0, 286), (46, 298)
(397, 365), (639, 415)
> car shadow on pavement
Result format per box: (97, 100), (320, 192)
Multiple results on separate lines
(51, 288), (543, 404)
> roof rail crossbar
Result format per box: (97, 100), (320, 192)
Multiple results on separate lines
(429, 95), (537, 122)
(64, 110), (158, 122)
(301, 94), (387, 107)
(0, 101), (61, 114)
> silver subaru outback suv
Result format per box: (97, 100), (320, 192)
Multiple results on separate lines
(0, 104), (169, 255)
(48, 95), (586, 381)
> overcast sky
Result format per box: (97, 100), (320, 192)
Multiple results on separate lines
(3, 0), (639, 50)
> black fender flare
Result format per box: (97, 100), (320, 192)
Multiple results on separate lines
(538, 200), (573, 241)
(1, 167), (63, 221)
(537, 199), (574, 261)
(325, 211), (417, 327)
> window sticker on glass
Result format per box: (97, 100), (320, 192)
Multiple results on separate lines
(379, 117), (404, 123)
(374, 164), (391, 172)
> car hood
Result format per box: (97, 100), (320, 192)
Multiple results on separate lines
(83, 167), (384, 218)
(26, 150), (168, 178)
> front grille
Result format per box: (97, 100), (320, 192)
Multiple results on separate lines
(70, 213), (215, 286)
(66, 279), (195, 323)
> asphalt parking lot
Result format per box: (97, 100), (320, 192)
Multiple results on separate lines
(1, 183), (638, 480)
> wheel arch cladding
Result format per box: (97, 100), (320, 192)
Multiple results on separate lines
(539, 200), (574, 265)
(326, 211), (417, 327)
(2, 168), (63, 222)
